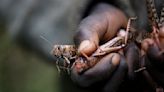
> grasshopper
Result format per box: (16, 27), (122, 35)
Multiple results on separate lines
(51, 17), (137, 74)
(51, 45), (77, 74)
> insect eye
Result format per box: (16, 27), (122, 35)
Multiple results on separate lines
(56, 47), (60, 51)
(57, 46), (59, 49)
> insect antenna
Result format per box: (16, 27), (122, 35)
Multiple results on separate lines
(40, 35), (54, 48)
(56, 60), (61, 74)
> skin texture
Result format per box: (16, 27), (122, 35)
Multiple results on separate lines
(71, 3), (139, 92)
(141, 28), (164, 61)
(140, 26), (164, 92)
(124, 42), (140, 80)
(74, 3), (128, 56)
(140, 0), (164, 90)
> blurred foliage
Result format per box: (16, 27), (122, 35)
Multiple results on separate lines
(0, 28), (60, 92)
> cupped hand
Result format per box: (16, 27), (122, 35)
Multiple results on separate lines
(74, 3), (128, 56)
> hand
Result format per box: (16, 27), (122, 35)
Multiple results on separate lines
(74, 3), (128, 56)
(71, 3), (128, 90)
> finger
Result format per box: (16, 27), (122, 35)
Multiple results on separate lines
(70, 53), (121, 87)
(74, 12), (106, 55)
(124, 42), (140, 80)
(103, 55), (128, 92)
(140, 55), (158, 90)
(74, 3), (128, 56)
(77, 39), (98, 56)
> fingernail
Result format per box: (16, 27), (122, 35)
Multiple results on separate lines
(78, 40), (90, 53)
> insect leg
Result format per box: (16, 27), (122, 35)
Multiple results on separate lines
(124, 17), (137, 45)
(81, 51), (90, 62)
(56, 59), (61, 74)
(63, 56), (72, 74)
(63, 56), (70, 64)
(93, 45), (124, 57)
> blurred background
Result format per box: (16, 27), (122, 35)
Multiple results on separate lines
(0, 0), (163, 92)
(0, 0), (88, 92)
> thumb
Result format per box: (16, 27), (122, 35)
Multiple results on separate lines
(78, 40), (97, 56)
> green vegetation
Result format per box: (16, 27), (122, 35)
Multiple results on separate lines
(0, 31), (59, 92)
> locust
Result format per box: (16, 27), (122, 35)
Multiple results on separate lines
(51, 17), (137, 74)
(51, 45), (77, 74)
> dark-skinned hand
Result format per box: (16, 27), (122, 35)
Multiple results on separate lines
(70, 4), (129, 91)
